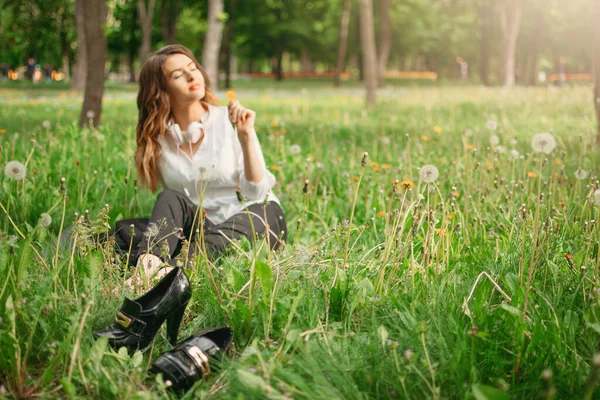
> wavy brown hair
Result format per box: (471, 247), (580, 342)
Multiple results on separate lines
(135, 44), (220, 192)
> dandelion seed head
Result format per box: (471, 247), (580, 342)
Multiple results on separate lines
(144, 222), (160, 237)
(495, 145), (506, 154)
(289, 144), (302, 155)
(4, 160), (27, 180)
(509, 149), (520, 160)
(486, 120), (498, 131)
(489, 135), (500, 146)
(574, 168), (588, 180)
(39, 213), (52, 228)
(531, 133), (556, 154)
(380, 136), (391, 145)
(593, 189), (600, 205)
(42, 120), (51, 129)
(86, 110), (95, 119)
(419, 165), (439, 183)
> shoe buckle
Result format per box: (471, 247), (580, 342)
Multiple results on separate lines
(188, 346), (210, 379)
(115, 311), (132, 328)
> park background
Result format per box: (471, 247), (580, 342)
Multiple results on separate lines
(2, 0), (600, 399)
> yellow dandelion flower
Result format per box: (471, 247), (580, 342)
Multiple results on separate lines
(271, 121), (279, 127)
(433, 126), (443, 133)
(421, 135), (430, 141)
(447, 212), (455, 219)
(373, 167), (381, 172)
(377, 210), (385, 218)
(527, 171), (537, 178)
(486, 161), (494, 169)
(452, 191), (460, 198)
(399, 180), (415, 190)
(0, 129), (6, 134)
(466, 143), (474, 150)
(226, 90), (236, 101)
(369, 161), (379, 167)
(381, 164), (391, 169)
(434, 228), (447, 236)
(559, 201), (566, 207)
(555, 158), (563, 165)
(351, 175), (360, 182)
(270, 165), (280, 171)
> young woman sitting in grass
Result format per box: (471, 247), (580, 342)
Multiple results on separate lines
(114, 44), (287, 290)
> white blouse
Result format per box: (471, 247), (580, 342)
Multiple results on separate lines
(157, 103), (279, 225)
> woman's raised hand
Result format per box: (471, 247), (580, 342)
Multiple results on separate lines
(228, 100), (256, 142)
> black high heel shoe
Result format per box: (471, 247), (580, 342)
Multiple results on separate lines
(151, 327), (233, 392)
(93, 267), (192, 353)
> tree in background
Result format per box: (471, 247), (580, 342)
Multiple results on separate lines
(499, 0), (522, 87)
(359, 0), (377, 106)
(334, 0), (352, 87)
(160, 0), (181, 45)
(137, 0), (157, 63)
(202, 0), (224, 90)
(377, 0), (391, 87)
(72, 0), (86, 91)
(79, 0), (107, 128)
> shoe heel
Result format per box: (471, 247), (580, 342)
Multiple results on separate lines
(166, 302), (188, 345)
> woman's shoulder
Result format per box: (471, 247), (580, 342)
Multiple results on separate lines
(207, 103), (229, 119)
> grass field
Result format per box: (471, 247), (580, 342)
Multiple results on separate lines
(1, 82), (600, 399)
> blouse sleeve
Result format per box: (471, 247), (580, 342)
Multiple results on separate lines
(233, 127), (277, 202)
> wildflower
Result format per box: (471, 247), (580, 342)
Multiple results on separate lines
(466, 144), (474, 150)
(495, 145), (506, 154)
(486, 120), (498, 131)
(0, 128), (6, 134)
(4, 160), (27, 180)
(381, 164), (391, 169)
(417, 194), (425, 200)
(419, 165), (439, 183)
(509, 149), (520, 160)
(289, 144), (301, 155)
(593, 189), (600, 205)
(271, 121), (279, 127)
(143, 223), (160, 237)
(39, 213), (52, 228)
(421, 135), (429, 141)
(270, 165), (280, 171)
(403, 349), (414, 361)
(489, 135), (500, 146)
(380, 136), (391, 145)
(555, 158), (562, 165)
(559, 201), (566, 207)
(433, 126), (442, 133)
(225, 90), (236, 101)
(574, 168), (588, 180)
(510, 138), (518, 146)
(399, 180), (415, 190)
(531, 133), (556, 154)
(377, 210), (385, 218)
(86, 110), (95, 119)
(42, 120), (51, 129)
(527, 171), (537, 178)
(361, 152), (368, 167)
(464, 129), (473, 137)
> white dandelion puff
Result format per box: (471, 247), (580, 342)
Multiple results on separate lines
(464, 129), (473, 137)
(531, 133), (556, 154)
(289, 144), (302, 155)
(39, 213), (52, 228)
(510, 138), (518, 147)
(419, 165), (439, 183)
(42, 120), (51, 129)
(489, 135), (500, 146)
(4, 160), (27, 181)
(574, 168), (588, 180)
(143, 222), (160, 237)
(495, 145), (506, 154)
(486, 120), (498, 131)
(417, 194), (425, 201)
(380, 136), (391, 145)
(509, 149), (520, 161)
(593, 189), (600, 205)
(86, 110), (95, 119)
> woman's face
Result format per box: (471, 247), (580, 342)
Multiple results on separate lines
(163, 53), (205, 105)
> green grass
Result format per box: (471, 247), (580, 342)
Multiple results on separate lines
(1, 84), (600, 399)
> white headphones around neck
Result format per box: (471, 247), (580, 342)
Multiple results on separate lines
(168, 120), (205, 145)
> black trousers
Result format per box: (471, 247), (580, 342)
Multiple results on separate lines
(112, 189), (287, 267)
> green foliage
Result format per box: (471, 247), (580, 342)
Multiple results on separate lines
(0, 83), (600, 398)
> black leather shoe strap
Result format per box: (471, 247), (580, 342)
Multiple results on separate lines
(114, 310), (147, 336)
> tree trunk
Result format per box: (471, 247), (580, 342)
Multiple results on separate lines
(377, 0), (391, 87)
(223, 0), (236, 89)
(359, 0), (377, 106)
(594, 0), (600, 143)
(79, 0), (107, 128)
(300, 49), (313, 72)
(500, 0), (522, 87)
(160, 0), (180, 44)
(72, 0), (86, 91)
(478, 0), (492, 86)
(334, 0), (351, 87)
(202, 0), (225, 90)
(138, 0), (157, 63)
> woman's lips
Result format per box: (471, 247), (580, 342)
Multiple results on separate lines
(189, 83), (201, 90)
